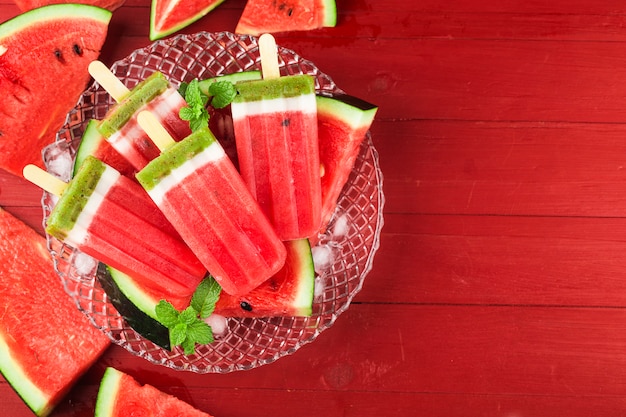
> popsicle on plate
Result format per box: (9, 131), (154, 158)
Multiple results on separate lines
(23, 158), (207, 300)
(135, 111), (287, 296)
(230, 34), (322, 240)
(89, 61), (192, 171)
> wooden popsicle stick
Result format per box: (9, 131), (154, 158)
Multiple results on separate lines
(22, 165), (68, 196)
(137, 111), (176, 152)
(88, 60), (130, 102)
(259, 33), (280, 80)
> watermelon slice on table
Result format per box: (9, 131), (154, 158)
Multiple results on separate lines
(0, 4), (111, 178)
(317, 94), (378, 234)
(150, 0), (226, 40)
(0, 207), (110, 417)
(13, 0), (126, 12)
(235, 0), (337, 36)
(95, 367), (214, 417)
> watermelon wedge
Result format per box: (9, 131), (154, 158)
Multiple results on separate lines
(97, 239), (314, 350)
(0, 4), (111, 178)
(95, 367), (214, 417)
(73, 119), (137, 178)
(235, 0), (337, 36)
(150, 0), (226, 40)
(317, 94), (378, 232)
(13, 0), (126, 12)
(0, 207), (110, 417)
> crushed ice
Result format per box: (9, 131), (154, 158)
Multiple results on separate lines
(205, 313), (228, 337)
(73, 252), (98, 277)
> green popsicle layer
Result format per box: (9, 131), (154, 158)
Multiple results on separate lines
(136, 127), (218, 191)
(98, 71), (169, 137)
(232, 74), (315, 102)
(46, 155), (106, 240)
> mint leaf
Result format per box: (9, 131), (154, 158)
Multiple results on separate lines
(180, 79), (209, 132)
(187, 320), (214, 345)
(170, 322), (188, 346)
(179, 306), (198, 325)
(181, 336), (196, 355)
(155, 300), (179, 327)
(190, 277), (222, 319)
(209, 81), (236, 109)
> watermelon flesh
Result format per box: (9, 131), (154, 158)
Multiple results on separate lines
(0, 207), (110, 417)
(317, 94), (378, 233)
(95, 367), (214, 417)
(150, 0), (226, 40)
(214, 238), (315, 317)
(0, 4), (111, 178)
(13, 0), (126, 12)
(236, 0), (337, 36)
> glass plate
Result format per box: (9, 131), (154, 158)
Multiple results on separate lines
(41, 32), (384, 373)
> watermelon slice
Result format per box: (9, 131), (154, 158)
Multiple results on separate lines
(150, 0), (226, 41)
(0, 207), (110, 417)
(317, 94), (378, 232)
(13, 0), (126, 12)
(0, 4), (111, 178)
(95, 367), (214, 417)
(235, 0), (337, 36)
(97, 239), (314, 350)
(73, 119), (137, 177)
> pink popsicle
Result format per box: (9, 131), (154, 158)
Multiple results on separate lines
(136, 119), (287, 296)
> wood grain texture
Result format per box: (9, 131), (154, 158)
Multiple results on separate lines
(4, 0), (626, 416)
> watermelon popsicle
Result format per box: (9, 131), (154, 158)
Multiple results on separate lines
(23, 159), (207, 300)
(88, 60), (192, 171)
(135, 111), (287, 296)
(230, 34), (322, 240)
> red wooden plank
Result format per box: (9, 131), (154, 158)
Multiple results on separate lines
(5, 304), (626, 415)
(366, 213), (626, 306)
(375, 119), (626, 216)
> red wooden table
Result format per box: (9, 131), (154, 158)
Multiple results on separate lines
(5, 0), (626, 415)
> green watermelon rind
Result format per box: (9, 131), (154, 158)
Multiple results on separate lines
(0, 4), (111, 39)
(286, 239), (316, 316)
(98, 264), (171, 350)
(321, 0), (338, 27)
(0, 335), (51, 417)
(316, 94), (378, 130)
(196, 70), (262, 97)
(149, 0), (226, 41)
(94, 367), (122, 417)
(73, 119), (104, 177)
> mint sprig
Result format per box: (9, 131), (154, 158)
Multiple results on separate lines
(179, 79), (209, 132)
(179, 78), (238, 133)
(155, 276), (222, 355)
(208, 81), (237, 109)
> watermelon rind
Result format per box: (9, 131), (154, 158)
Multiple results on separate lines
(321, 0), (337, 27)
(149, 0), (226, 40)
(73, 119), (103, 176)
(196, 70), (262, 97)
(317, 94), (378, 129)
(0, 3), (111, 38)
(97, 264), (172, 350)
(94, 367), (122, 417)
(0, 337), (51, 416)
(284, 238), (315, 316)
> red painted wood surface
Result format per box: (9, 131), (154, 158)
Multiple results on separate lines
(4, 0), (626, 416)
